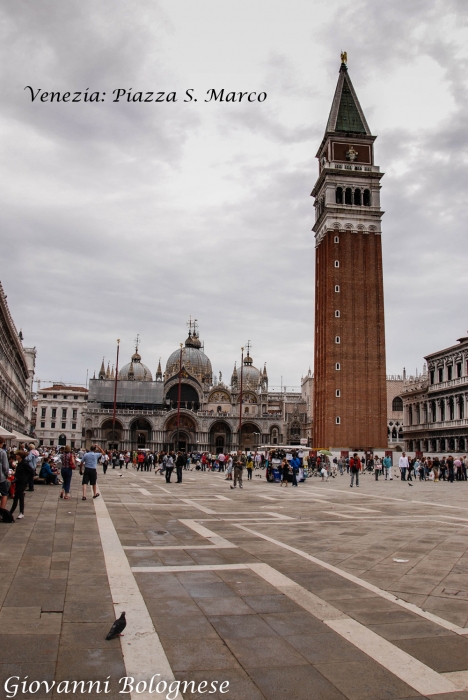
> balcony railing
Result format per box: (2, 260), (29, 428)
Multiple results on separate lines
(404, 418), (468, 431)
(428, 376), (468, 392)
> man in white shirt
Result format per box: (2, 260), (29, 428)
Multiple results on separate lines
(399, 452), (409, 481)
(218, 452), (225, 472)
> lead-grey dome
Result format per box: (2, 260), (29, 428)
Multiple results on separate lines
(239, 353), (260, 388)
(119, 349), (153, 381)
(165, 331), (212, 382)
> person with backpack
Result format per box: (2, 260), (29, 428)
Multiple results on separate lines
(58, 446), (76, 499)
(350, 453), (361, 488)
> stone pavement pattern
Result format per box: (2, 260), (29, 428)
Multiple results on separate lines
(2, 467), (468, 699)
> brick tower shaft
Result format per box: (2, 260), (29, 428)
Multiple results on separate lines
(312, 57), (387, 450)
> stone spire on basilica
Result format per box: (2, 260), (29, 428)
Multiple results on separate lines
(98, 357), (106, 380)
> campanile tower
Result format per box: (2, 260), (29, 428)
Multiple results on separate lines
(312, 54), (387, 450)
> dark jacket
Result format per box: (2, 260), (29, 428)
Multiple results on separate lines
(175, 454), (186, 468)
(15, 459), (35, 484)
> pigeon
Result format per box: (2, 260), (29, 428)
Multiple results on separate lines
(408, 483), (413, 486)
(106, 611), (126, 640)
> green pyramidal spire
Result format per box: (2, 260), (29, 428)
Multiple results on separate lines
(325, 56), (371, 136)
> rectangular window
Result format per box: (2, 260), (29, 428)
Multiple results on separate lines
(41, 407), (46, 418)
(42, 394), (46, 398)
(71, 440), (75, 448)
(72, 423), (77, 430)
(335, 310), (340, 318)
(334, 260), (339, 268)
(336, 416), (341, 424)
(335, 363), (341, 370)
(448, 365), (453, 380)
(438, 368), (443, 383)
(51, 422), (56, 428)
(430, 370), (435, 384)
(62, 408), (67, 418)
(74, 395), (78, 400)
(53, 394), (57, 399)
(335, 285), (340, 292)
(335, 336), (340, 343)
(336, 389), (341, 397)
(39, 439), (44, 446)
(457, 363), (462, 378)
(61, 422), (66, 429)
(72, 409), (77, 420)
(50, 440), (54, 446)
(40, 422), (45, 428)
(51, 408), (57, 418)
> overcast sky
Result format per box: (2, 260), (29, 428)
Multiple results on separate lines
(1, 0), (467, 390)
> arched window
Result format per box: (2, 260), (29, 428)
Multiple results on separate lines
(334, 236), (339, 243)
(335, 416), (341, 425)
(345, 187), (352, 205)
(354, 188), (361, 205)
(392, 396), (403, 412)
(336, 389), (341, 397)
(392, 427), (397, 440)
(335, 363), (341, 371)
(335, 336), (340, 343)
(334, 260), (340, 268)
(336, 187), (343, 204)
(363, 189), (371, 206)
(335, 285), (340, 292)
(335, 310), (340, 318)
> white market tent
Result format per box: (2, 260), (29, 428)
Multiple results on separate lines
(0, 425), (16, 439)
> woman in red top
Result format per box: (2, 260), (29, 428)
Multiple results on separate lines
(137, 452), (145, 471)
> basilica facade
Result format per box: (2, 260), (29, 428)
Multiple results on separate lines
(82, 325), (308, 453)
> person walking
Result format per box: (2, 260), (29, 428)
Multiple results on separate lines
(81, 444), (105, 500)
(225, 455), (233, 481)
(280, 458), (289, 487)
(165, 452), (175, 483)
(382, 454), (392, 480)
(10, 450), (34, 519)
(349, 453), (361, 488)
(447, 455), (455, 483)
(432, 456), (440, 481)
(102, 452), (109, 474)
(119, 452), (125, 469)
(290, 453), (301, 487)
(399, 452), (409, 481)
(231, 450), (245, 489)
(175, 451), (185, 483)
(25, 443), (39, 492)
(374, 455), (381, 481)
(246, 455), (254, 480)
(0, 440), (10, 510)
(59, 446), (75, 499)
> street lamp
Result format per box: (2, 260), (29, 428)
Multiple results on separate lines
(238, 347), (244, 450)
(176, 343), (183, 452)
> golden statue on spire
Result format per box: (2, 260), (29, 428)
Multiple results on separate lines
(341, 51), (347, 65)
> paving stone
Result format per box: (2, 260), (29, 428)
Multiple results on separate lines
(164, 638), (241, 671)
(247, 665), (349, 700)
(242, 594), (303, 613)
(225, 636), (310, 668)
(368, 620), (455, 641)
(395, 636), (468, 673)
(174, 668), (266, 700)
(313, 659), (421, 699)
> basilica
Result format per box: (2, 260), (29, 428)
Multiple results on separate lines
(83, 323), (308, 453)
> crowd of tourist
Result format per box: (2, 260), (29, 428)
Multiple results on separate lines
(1, 439), (467, 521)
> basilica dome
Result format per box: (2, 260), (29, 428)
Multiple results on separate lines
(239, 353), (261, 389)
(166, 331), (212, 382)
(119, 349), (153, 381)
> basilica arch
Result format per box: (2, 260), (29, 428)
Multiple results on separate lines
(164, 413), (198, 452)
(130, 418), (152, 449)
(238, 421), (261, 451)
(101, 418), (124, 449)
(165, 382), (201, 411)
(209, 421), (232, 454)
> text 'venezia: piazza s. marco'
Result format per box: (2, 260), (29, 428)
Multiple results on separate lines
(24, 86), (267, 103)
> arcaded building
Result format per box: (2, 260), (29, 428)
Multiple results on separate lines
(402, 335), (468, 454)
(312, 56), (387, 450)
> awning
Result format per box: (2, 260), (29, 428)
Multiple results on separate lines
(10, 431), (39, 444)
(0, 425), (16, 438)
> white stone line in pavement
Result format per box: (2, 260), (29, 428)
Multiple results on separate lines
(138, 488), (152, 496)
(124, 545), (233, 550)
(442, 670), (468, 690)
(132, 564), (247, 573)
(178, 518), (238, 548)
(322, 511), (357, 519)
(247, 562), (457, 696)
(326, 618), (456, 696)
(180, 499), (216, 514)
(94, 495), (183, 700)
(214, 495), (231, 500)
(153, 484), (172, 494)
(235, 523), (468, 635)
(112, 502), (193, 507)
(257, 495), (277, 501)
